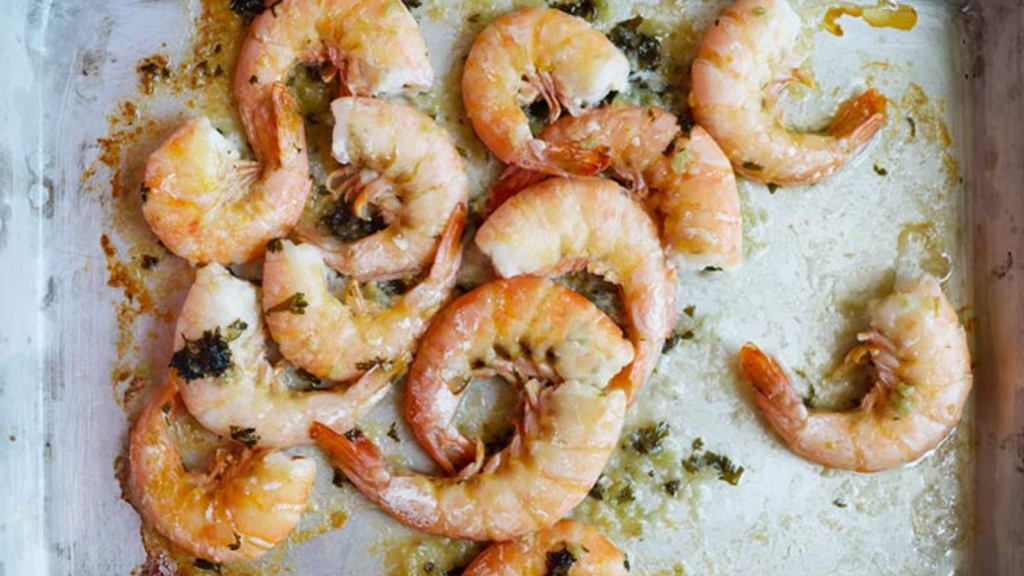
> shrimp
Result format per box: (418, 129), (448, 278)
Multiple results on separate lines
(265, 206), (463, 382)
(300, 97), (469, 280)
(129, 382), (315, 562)
(689, 0), (888, 186)
(313, 277), (633, 541)
(405, 275), (635, 474)
(494, 105), (742, 271)
(142, 83), (311, 264)
(172, 264), (401, 448)
(476, 177), (676, 404)
(234, 0), (432, 163)
(738, 274), (972, 472)
(461, 520), (629, 576)
(462, 8), (629, 175)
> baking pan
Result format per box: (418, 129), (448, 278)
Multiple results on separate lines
(0, 0), (1021, 574)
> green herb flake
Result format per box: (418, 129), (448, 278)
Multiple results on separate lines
(588, 475), (608, 501)
(332, 468), (349, 488)
(354, 356), (391, 372)
(551, 0), (597, 21)
(683, 305), (696, 317)
(629, 421), (670, 454)
(223, 319), (248, 341)
(228, 532), (242, 551)
(663, 479), (681, 496)
(873, 164), (889, 176)
(266, 237), (284, 253)
(752, 6), (767, 16)
(193, 559), (223, 573)
(615, 481), (636, 503)
(833, 498), (848, 508)
(267, 292), (308, 315)
(545, 546), (578, 576)
(169, 328), (233, 382)
(767, 183), (780, 194)
(140, 254), (159, 270)
(140, 185), (150, 203)
(609, 16), (662, 72)
(344, 428), (363, 441)
(387, 422), (401, 442)
(229, 0), (264, 20)
(742, 161), (764, 172)
(424, 562), (435, 573)
(229, 426), (260, 448)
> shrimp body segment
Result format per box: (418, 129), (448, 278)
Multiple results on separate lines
(462, 8), (629, 175)
(173, 264), (397, 448)
(739, 274), (972, 472)
(142, 83), (311, 264)
(690, 0), (887, 185)
(312, 97), (469, 280)
(405, 275), (634, 474)
(234, 0), (432, 162)
(314, 277), (632, 541)
(535, 105), (743, 271)
(476, 177), (676, 403)
(129, 383), (315, 562)
(263, 207), (464, 382)
(462, 520), (629, 576)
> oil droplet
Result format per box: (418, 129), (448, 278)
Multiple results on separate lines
(823, 2), (918, 37)
(897, 222), (952, 283)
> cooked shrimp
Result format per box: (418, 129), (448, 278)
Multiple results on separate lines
(476, 177), (676, 404)
(738, 274), (972, 472)
(142, 83), (311, 264)
(172, 264), (401, 448)
(405, 275), (634, 474)
(462, 8), (629, 175)
(690, 0), (888, 185)
(129, 382), (315, 562)
(313, 277), (632, 541)
(299, 97), (468, 280)
(264, 206), (463, 382)
(234, 0), (432, 162)
(462, 519), (629, 576)
(495, 105), (742, 271)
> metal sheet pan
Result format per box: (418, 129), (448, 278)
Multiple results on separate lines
(0, 0), (1021, 574)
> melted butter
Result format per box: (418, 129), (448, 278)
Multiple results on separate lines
(823, 2), (918, 37)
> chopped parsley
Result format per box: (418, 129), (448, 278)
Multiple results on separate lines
(266, 292), (308, 315)
(266, 237), (284, 253)
(229, 0), (265, 20)
(551, 0), (598, 21)
(742, 161), (764, 172)
(629, 421), (670, 454)
(387, 422), (401, 442)
(682, 438), (745, 486)
(545, 546), (578, 576)
(193, 558), (222, 573)
(169, 328), (233, 381)
(140, 254), (159, 270)
(609, 16), (661, 72)
(229, 426), (260, 448)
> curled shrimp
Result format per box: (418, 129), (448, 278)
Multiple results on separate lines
(494, 105), (743, 271)
(172, 264), (399, 448)
(689, 0), (888, 185)
(738, 274), (972, 472)
(476, 176), (676, 404)
(142, 83), (311, 264)
(313, 277), (633, 541)
(462, 8), (629, 175)
(264, 207), (464, 382)
(462, 520), (629, 576)
(301, 97), (469, 280)
(129, 382), (315, 562)
(234, 0), (432, 163)
(405, 275), (635, 474)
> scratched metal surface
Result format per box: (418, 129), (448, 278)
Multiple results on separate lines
(0, 0), (1022, 574)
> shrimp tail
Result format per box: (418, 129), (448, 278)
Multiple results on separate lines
(738, 343), (809, 434)
(268, 82), (306, 167)
(428, 203), (466, 281)
(537, 142), (610, 177)
(489, 167), (549, 213)
(311, 422), (440, 532)
(827, 88), (888, 147)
